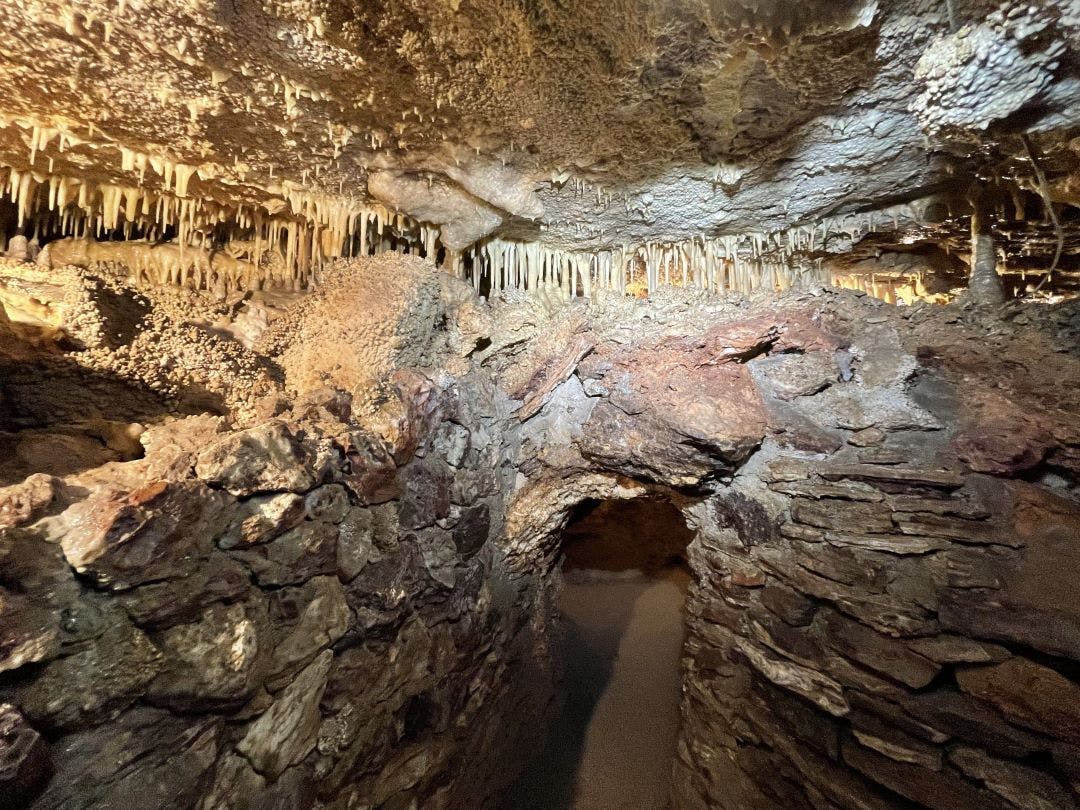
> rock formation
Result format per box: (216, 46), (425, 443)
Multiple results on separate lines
(0, 0), (1079, 808)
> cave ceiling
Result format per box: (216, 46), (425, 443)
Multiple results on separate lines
(0, 0), (1077, 253)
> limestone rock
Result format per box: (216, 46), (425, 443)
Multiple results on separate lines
(237, 649), (332, 777)
(59, 480), (228, 589)
(195, 421), (315, 496)
(0, 703), (51, 805)
(15, 620), (163, 730)
(147, 600), (269, 711)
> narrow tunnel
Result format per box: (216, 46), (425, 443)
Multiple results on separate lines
(506, 497), (696, 810)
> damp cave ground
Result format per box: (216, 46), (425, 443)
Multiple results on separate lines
(504, 497), (696, 810)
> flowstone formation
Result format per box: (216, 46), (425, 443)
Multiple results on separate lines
(2, 0), (1080, 808)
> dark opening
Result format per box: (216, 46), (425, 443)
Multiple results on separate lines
(505, 496), (694, 810)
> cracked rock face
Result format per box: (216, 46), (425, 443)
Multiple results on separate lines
(1, 0), (1080, 808)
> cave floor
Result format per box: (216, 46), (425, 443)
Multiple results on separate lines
(509, 566), (690, 809)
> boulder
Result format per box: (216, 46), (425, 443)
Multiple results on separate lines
(237, 650), (332, 777)
(147, 600), (269, 711)
(0, 703), (51, 805)
(59, 480), (229, 589)
(195, 421), (315, 496)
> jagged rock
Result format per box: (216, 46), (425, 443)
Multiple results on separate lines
(841, 738), (997, 809)
(58, 480), (229, 589)
(0, 703), (51, 805)
(850, 712), (943, 771)
(769, 478), (884, 501)
(397, 459), (452, 530)
(33, 707), (219, 809)
(15, 620), (163, 730)
(336, 507), (378, 581)
(760, 583), (817, 627)
(0, 473), (58, 529)
(807, 387), (943, 432)
(339, 430), (400, 505)
(817, 610), (940, 689)
(147, 600), (269, 711)
(237, 649), (332, 777)
(734, 636), (849, 717)
(825, 531), (948, 555)
(849, 427), (886, 447)
(957, 658), (1080, 745)
(230, 520), (339, 586)
(453, 502), (491, 557)
(579, 334), (768, 484)
(304, 484), (350, 523)
(817, 463), (965, 489)
(892, 511), (1008, 545)
(952, 418), (1055, 475)
(196, 752), (305, 810)
(749, 351), (837, 401)
(906, 634), (1010, 665)
(791, 497), (895, 533)
(195, 421), (315, 496)
(267, 576), (350, 688)
(949, 746), (1078, 810)
(712, 491), (777, 547)
(219, 492), (305, 549)
(512, 333), (594, 420)
(0, 586), (59, 672)
(117, 554), (251, 629)
(903, 691), (1048, 759)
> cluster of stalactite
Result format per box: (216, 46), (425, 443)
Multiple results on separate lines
(463, 232), (835, 300)
(0, 161), (443, 294)
(831, 271), (949, 304)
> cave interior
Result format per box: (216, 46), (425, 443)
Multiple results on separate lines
(1, 1), (1080, 809)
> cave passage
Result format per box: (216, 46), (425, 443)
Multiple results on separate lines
(508, 497), (695, 810)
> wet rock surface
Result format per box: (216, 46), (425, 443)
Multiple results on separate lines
(1, 283), (1078, 809)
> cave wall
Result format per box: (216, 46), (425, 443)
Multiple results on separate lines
(0, 369), (555, 809)
(667, 311), (1080, 809)
(491, 287), (1080, 809)
(2, 267), (1079, 809)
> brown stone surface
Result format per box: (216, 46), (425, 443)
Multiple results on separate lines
(956, 658), (1080, 745)
(0, 704), (51, 805)
(195, 421), (315, 496)
(0, 473), (58, 529)
(842, 738), (996, 809)
(59, 480), (229, 589)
